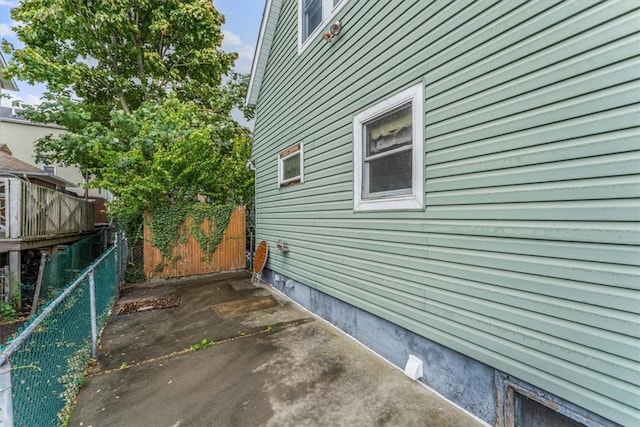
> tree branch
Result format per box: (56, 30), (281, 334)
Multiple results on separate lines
(133, 10), (147, 97)
(109, 32), (130, 114)
(117, 89), (131, 114)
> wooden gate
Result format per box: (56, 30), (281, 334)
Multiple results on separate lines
(143, 206), (246, 279)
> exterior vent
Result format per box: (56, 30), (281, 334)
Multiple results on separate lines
(404, 355), (423, 381)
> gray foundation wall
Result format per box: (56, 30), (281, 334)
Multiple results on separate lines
(264, 268), (496, 424)
(264, 268), (622, 427)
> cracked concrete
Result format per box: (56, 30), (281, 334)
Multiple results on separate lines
(68, 272), (484, 427)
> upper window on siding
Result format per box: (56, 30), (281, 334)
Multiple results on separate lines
(298, 0), (347, 53)
(353, 83), (424, 211)
(278, 143), (304, 187)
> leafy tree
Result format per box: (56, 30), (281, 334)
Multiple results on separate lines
(2, 0), (254, 241)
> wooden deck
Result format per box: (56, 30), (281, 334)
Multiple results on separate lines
(0, 178), (95, 251)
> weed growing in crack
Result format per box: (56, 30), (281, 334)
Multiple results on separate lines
(188, 338), (216, 351)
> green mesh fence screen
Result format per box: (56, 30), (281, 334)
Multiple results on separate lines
(0, 232), (124, 427)
(37, 232), (107, 308)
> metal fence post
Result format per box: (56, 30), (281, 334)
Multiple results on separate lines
(0, 361), (14, 427)
(30, 253), (48, 317)
(88, 270), (98, 358)
(122, 234), (128, 283)
(114, 233), (121, 286)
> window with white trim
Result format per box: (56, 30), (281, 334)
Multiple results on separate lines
(298, 0), (347, 52)
(42, 165), (56, 174)
(278, 143), (304, 187)
(353, 83), (424, 211)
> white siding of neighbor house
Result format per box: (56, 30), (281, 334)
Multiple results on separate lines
(251, 1), (640, 425)
(0, 120), (104, 198)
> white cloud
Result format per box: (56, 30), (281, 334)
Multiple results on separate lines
(234, 44), (255, 74)
(0, 0), (20, 7)
(221, 30), (255, 74)
(0, 23), (12, 36)
(1, 92), (42, 108)
(22, 93), (42, 105)
(222, 30), (242, 46)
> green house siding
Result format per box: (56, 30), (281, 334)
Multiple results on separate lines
(251, 1), (640, 425)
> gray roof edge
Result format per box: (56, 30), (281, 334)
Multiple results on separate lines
(0, 106), (66, 129)
(245, 0), (282, 107)
(0, 170), (75, 187)
(0, 116), (66, 130)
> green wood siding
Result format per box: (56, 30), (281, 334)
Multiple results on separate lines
(251, 1), (640, 425)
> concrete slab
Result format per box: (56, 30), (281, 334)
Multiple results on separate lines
(69, 272), (484, 427)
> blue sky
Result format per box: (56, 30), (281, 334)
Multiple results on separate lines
(0, 0), (266, 107)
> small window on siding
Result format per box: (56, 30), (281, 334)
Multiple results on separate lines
(278, 144), (304, 187)
(298, 0), (348, 52)
(353, 83), (424, 211)
(42, 165), (56, 175)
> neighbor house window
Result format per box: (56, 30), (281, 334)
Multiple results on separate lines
(298, 0), (347, 52)
(278, 143), (304, 187)
(353, 83), (424, 211)
(42, 165), (56, 174)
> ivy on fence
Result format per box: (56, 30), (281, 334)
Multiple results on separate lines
(147, 203), (234, 267)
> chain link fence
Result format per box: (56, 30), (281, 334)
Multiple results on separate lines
(125, 238), (145, 283)
(34, 231), (108, 311)
(0, 230), (126, 427)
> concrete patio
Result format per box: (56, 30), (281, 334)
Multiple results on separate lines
(69, 272), (484, 427)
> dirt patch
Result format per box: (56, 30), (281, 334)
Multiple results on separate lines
(0, 319), (27, 344)
(213, 296), (278, 318)
(118, 297), (181, 315)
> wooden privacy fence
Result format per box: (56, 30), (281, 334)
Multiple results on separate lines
(143, 206), (246, 279)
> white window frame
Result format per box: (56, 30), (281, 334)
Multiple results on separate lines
(277, 143), (304, 187)
(298, 0), (348, 54)
(42, 165), (56, 175)
(353, 83), (424, 212)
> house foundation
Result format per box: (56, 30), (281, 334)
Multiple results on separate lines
(263, 268), (622, 427)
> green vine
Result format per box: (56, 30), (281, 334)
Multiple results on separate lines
(148, 203), (234, 267)
(189, 204), (234, 260)
(148, 204), (189, 265)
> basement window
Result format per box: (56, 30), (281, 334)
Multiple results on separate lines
(278, 143), (304, 187)
(495, 373), (616, 427)
(353, 83), (424, 211)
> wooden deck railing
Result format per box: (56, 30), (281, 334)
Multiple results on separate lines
(0, 178), (94, 239)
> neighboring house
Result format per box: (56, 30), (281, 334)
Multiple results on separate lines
(0, 106), (105, 199)
(1, 52), (108, 205)
(0, 54), (18, 92)
(0, 107), (111, 223)
(0, 53), (103, 301)
(247, 2), (639, 426)
(0, 143), (74, 190)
